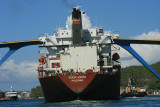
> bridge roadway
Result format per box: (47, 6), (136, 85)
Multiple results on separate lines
(112, 38), (160, 80)
(0, 38), (160, 80)
(0, 40), (43, 66)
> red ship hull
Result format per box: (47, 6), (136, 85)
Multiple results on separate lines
(39, 71), (120, 102)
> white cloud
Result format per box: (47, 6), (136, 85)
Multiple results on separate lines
(66, 15), (72, 28)
(0, 59), (38, 83)
(81, 13), (92, 29)
(117, 30), (160, 67)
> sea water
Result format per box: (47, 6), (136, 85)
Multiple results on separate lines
(0, 95), (160, 107)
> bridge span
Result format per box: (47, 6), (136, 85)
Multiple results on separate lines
(0, 38), (160, 79)
(0, 40), (43, 66)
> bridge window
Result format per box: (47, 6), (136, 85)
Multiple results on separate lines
(86, 39), (89, 42)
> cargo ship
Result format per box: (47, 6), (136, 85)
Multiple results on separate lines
(37, 6), (121, 102)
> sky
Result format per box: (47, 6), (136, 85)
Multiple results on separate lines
(0, 0), (160, 91)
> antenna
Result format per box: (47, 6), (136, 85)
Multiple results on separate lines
(74, 5), (81, 10)
(10, 85), (13, 92)
(94, 12), (97, 28)
(58, 19), (61, 29)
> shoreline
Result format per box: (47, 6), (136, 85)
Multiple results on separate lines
(147, 94), (160, 95)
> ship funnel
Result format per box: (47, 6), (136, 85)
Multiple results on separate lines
(72, 7), (84, 45)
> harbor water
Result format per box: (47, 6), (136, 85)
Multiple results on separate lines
(0, 95), (160, 107)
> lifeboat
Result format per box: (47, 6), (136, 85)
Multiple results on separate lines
(39, 56), (46, 64)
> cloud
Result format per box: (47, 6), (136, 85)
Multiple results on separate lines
(81, 13), (92, 29)
(0, 59), (38, 83)
(117, 30), (160, 67)
(66, 15), (72, 28)
(61, 0), (74, 9)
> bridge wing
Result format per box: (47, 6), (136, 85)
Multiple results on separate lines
(0, 40), (43, 48)
(113, 38), (160, 45)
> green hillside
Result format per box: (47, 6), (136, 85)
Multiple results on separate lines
(121, 62), (160, 90)
(30, 86), (44, 98)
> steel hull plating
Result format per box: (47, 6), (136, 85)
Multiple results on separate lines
(39, 71), (120, 102)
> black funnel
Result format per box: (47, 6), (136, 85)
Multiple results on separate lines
(72, 7), (83, 45)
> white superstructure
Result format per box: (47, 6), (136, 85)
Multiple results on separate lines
(37, 7), (120, 76)
(5, 86), (18, 100)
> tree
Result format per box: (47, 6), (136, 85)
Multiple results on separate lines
(30, 86), (44, 99)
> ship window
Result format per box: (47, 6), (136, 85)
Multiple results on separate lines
(52, 63), (57, 68)
(86, 39), (89, 42)
(67, 32), (68, 35)
(98, 62), (100, 66)
(56, 63), (59, 67)
(71, 69), (73, 72)
(62, 33), (63, 35)
(99, 29), (103, 33)
(100, 61), (104, 66)
(52, 63), (54, 68)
